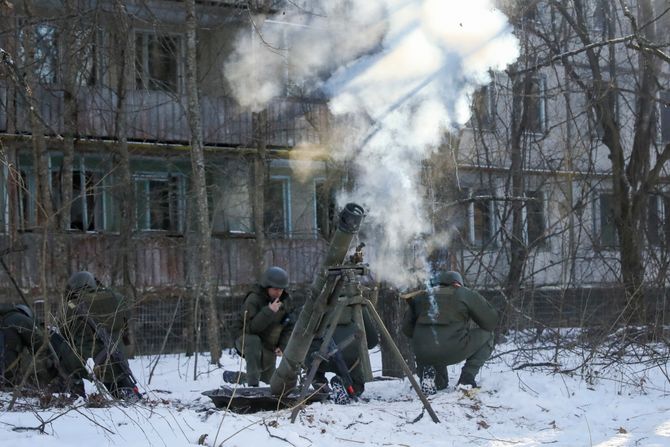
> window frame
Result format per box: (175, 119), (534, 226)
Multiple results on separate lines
(515, 74), (548, 135)
(209, 159), (253, 235)
(48, 155), (113, 233)
(470, 82), (497, 131)
(524, 189), (548, 249)
(466, 188), (498, 249)
(134, 30), (183, 93)
(658, 90), (670, 144)
(313, 177), (334, 240)
(264, 175), (291, 238)
(594, 192), (618, 249)
(133, 172), (186, 233)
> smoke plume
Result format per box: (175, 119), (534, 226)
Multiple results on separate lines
(225, 0), (519, 286)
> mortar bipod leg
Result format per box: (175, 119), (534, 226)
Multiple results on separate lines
(290, 298), (347, 423)
(351, 302), (373, 383)
(363, 299), (440, 424)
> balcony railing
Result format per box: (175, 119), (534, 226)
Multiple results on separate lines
(0, 84), (329, 148)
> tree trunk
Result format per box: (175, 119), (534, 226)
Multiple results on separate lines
(503, 70), (531, 330)
(252, 110), (268, 278)
(185, 0), (221, 364)
(112, 0), (138, 356)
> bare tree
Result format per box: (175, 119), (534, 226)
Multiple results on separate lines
(184, 0), (221, 365)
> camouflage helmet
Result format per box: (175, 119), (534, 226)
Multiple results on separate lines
(67, 271), (97, 293)
(431, 270), (464, 287)
(261, 266), (289, 289)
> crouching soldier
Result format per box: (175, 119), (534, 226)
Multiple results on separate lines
(233, 267), (295, 387)
(308, 303), (379, 403)
(60, 271), (141, 400)
(402, 271), (498, 394)
(0, 303), (86, 396)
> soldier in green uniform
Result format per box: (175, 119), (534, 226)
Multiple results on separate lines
(308, 304), (379, 399)
(235, 267), (294, 387)
(0, 303), (46, 388)
(402, 270), (498, 394)
(0, 303), (87, 395)
(60, 271), (137, 398)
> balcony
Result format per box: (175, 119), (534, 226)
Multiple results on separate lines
(0, 84), (329, 148)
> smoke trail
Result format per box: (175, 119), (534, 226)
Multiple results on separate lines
(224, 1), (519, 286)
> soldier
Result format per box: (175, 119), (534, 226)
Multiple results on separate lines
(60, 271), (139, 399)
(402, 270), (498, 394)
(0, 303), (46, 388)
(307, 246), (380, 403)
(234, 267), (295, 387)
(0, 303), (86, 395)
(308, 303), (379, 402)
(64, 271), (131, 356)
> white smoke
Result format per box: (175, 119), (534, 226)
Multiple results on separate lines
(224, 0), (519, 286)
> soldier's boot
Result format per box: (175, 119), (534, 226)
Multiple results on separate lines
(312, 371), (330, 392)
(457, 371), (478, 388)
(329, 376), (351, 405)
(420, 366), (437, 396)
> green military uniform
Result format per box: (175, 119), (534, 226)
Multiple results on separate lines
(60, 285), (133, 397)
(308, 304), (379, 395)
(0, 304), (45, 387)
(1, 304), (87, 395)
(235, 284), (294, 386)
(402, 283), (498, 389)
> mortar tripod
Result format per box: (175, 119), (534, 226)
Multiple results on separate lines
(290, 266), (440, 423)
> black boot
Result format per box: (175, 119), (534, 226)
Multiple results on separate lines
(457, 371), (478, 388)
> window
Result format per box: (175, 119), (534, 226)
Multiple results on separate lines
(516, 75), (547, 134)
(210, 160), (253, 234)
(647, 193), (670, 247)
(517, 0), (538, 23)
(659, 91), (670, 143)
(587, 87), (618, 140)
(261, 20), (303, 97)
(595, 193), (617, 248)
(0, 164), (7, 233)
(75, 29), (104, 87)
(648, 194), (664, 247)
(134, 174), (184, 232)
(264, 177), (290, 237)
(590, 0), (613, 35)
(470, 190), (496, 248)
(52, 170), (103, 231)
(315, 179), (334, 239)
(35, 24), (58, 84)
(19, 23), (58, 84)
(15, 160), (36, 231)
(471, 84), (496, 131)
(525, 190), (546, 247)
(49, 156), (112, 231)
(135, 32), (181, 92)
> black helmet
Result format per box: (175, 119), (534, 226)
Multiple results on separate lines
(67, 271), (97, 293)
(15, 304), (34, 319)
(261, 267), (289, 289)
(431, 270), (463, 287)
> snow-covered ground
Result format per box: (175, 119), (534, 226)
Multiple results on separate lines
(1, 334), (669, 447)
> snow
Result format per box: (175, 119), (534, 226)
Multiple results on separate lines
(1, 335), (669, 447)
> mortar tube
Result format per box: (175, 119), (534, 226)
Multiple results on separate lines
(270, 203), (365, 395)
